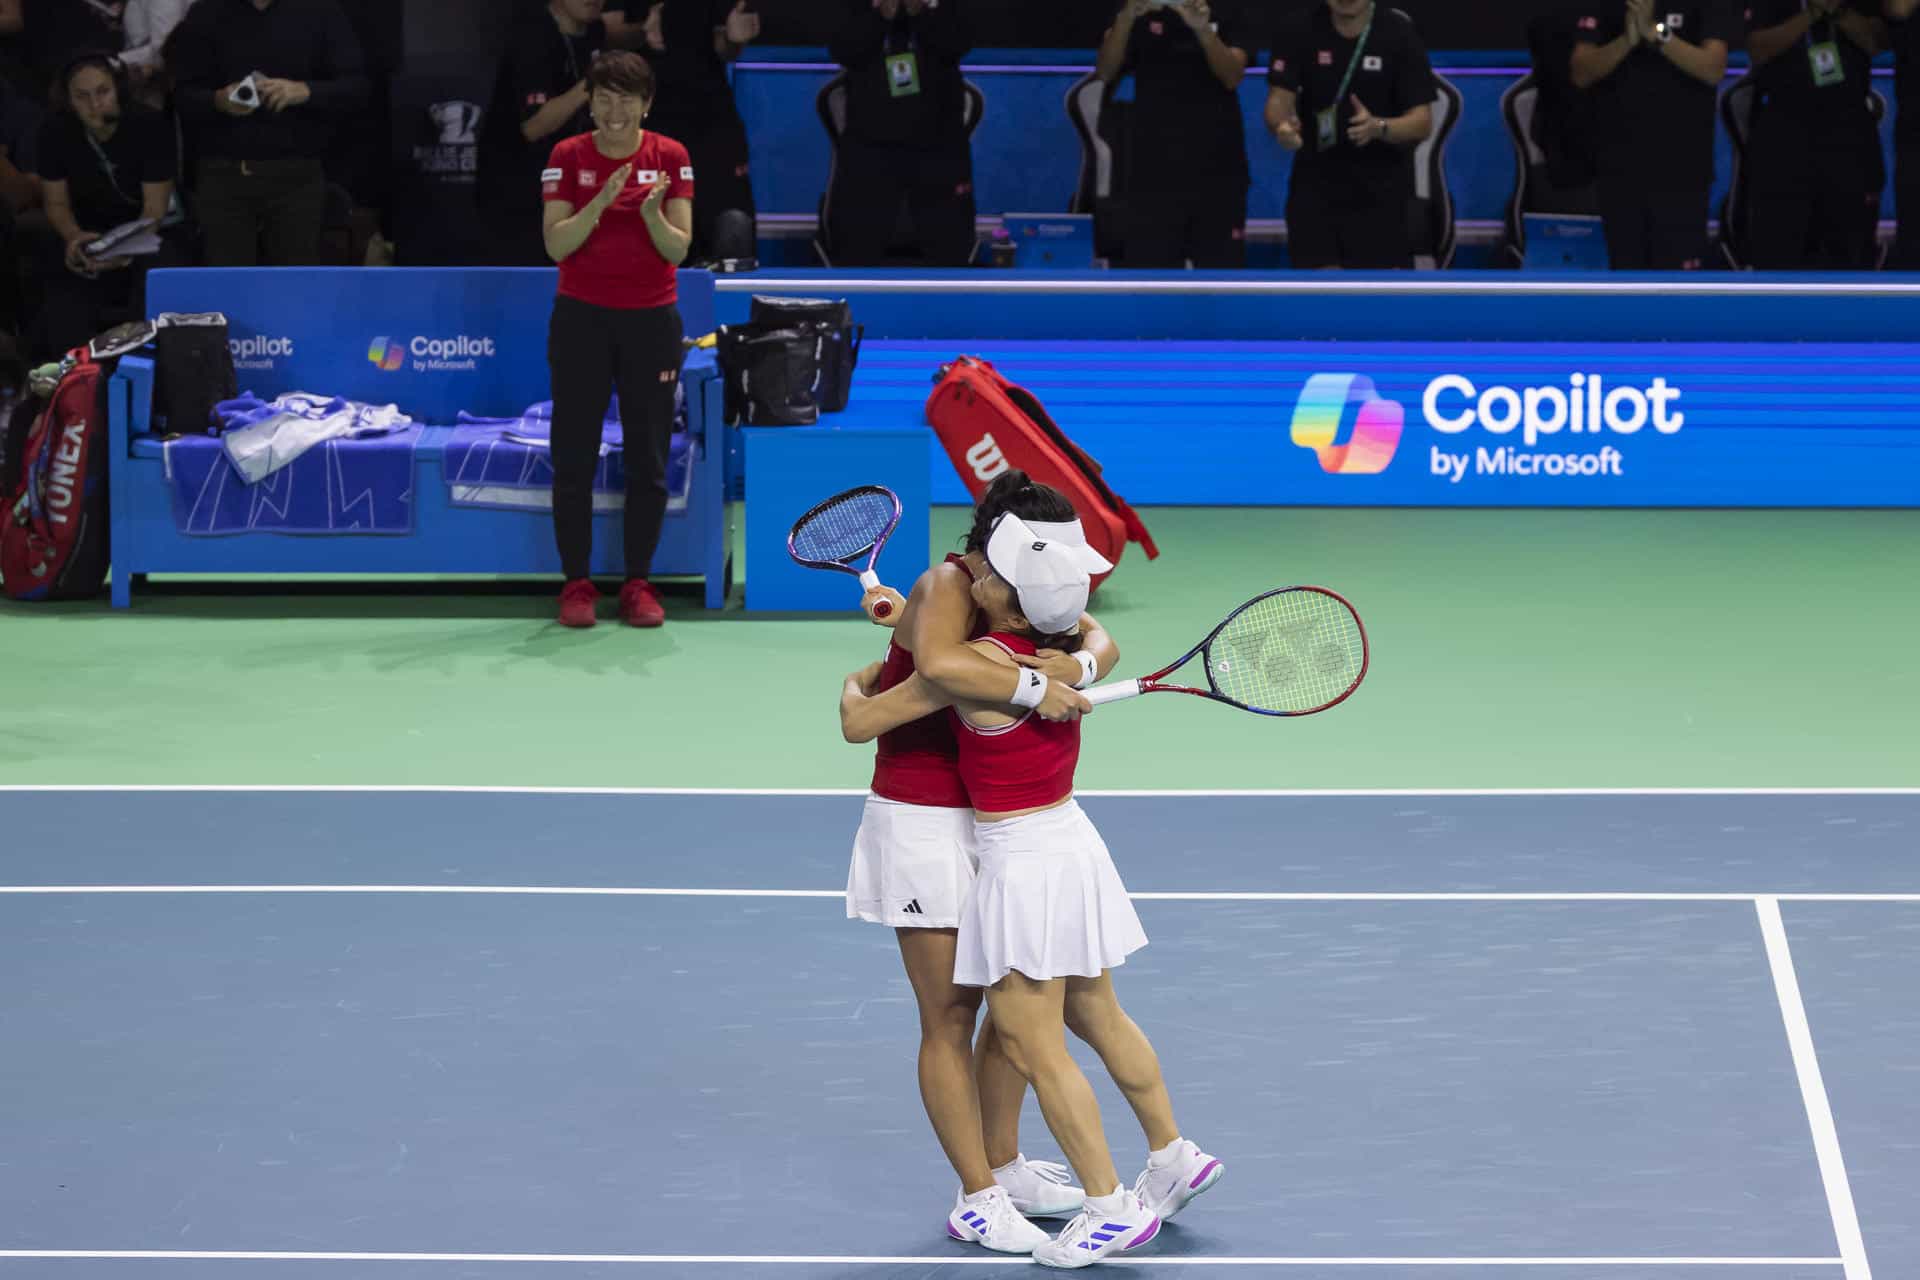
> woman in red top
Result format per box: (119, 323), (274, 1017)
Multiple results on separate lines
(843, 504), (1224, 1270)
(539, 51), (692, 629)
(837, 473), (1115, 1254)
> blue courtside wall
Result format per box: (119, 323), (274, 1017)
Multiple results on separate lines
(145, 269), (718, 423)
(732, 53), (1906, 226)
(714, 273), (1920, 342)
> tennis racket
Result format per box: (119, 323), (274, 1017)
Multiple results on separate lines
(1085, 587), (1369, 716)
(787, 485), (904, 618)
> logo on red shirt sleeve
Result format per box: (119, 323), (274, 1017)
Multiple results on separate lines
(1577, 15), (1599, 28)
(1317, 49), (1333, 65)
(541, 166), (564, 197)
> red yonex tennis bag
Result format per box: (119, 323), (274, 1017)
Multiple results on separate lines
(1, 350), (114, 601)
(925, 356), (1157, 590)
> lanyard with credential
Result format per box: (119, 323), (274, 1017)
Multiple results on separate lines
(1803, 0), (1846, 87)
(1317, 5), (1375, 151)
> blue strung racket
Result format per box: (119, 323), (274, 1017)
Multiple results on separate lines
(787, 485), (903, 618)
(1085, 587), (1369, 716)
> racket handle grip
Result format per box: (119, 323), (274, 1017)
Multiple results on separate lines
(858, 570), (880, 591)
(1084, 679), (1143, 706)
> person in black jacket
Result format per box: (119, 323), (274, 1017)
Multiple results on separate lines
(1094, 0), (1256, 270)
(1882, 0), (1919, 265)
(168, 0), (367, 267)
(1571, 0), (1738, 270)
(1742, 0), (1887, 268)
(823, 0), (976, 267)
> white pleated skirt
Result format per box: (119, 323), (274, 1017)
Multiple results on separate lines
(845, 794), (978, 928)
(953, 799), (1148, 988)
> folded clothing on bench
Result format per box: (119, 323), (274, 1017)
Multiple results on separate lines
(217, 392), (414, 484)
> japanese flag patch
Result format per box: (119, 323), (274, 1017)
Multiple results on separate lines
(680, 166), (694, 180)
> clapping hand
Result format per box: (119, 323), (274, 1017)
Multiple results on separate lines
(1175, 0), (1211, 29)
(1346, 95), (1382, 146)
(1626, 0), (1656, 41)
(724, 1), (760, 43)
(1272, 112), (1304, 150)
(594, 163), (634, 212)
(640, 170), (671, 216)
(874, 0), (901, 18)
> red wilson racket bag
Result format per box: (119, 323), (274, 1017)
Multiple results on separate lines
(925, 356), (1157, 590)
(1, 352), (113, 601)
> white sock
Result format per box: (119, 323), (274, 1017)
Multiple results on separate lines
(991, 1154), (1023, 1175)
(1148, 1138), (1184, 1168)
(1085, 1188), (1129, 1215)
(963, 1184), (999, 1205)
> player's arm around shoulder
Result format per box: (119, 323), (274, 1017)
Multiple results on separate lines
(840, 666), (953, 744)
(953, 638), (1025, 731)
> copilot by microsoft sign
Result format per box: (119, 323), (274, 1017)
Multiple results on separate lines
(1291, 371), (1685, 480)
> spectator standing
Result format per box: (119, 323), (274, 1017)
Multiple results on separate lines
(31, 53), (183, 356)
(1742, 0), (1887, 268)
(610, 0), (758, 263)
(1882, 0), (1919, 265)
(1093, 0), (1255, 269)
(478, 0), (607, 267)
(823, 0), (976, 267)
(1266, 0), (1435, 269)
(0, 70), (44, 338)
(1571, 0), (1737, 270)
(169, 0), (367, 267)
(539, 51), (692, 629)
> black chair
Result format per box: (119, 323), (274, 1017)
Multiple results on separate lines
(813, 73), (986, 267)
(1410, 69), (1463, 269)
(1495, 71), (1603, 267)
(1719, 75), (1888, 269)
(1065, 70), (1130, 263)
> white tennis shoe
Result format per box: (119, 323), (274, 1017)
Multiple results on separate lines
(1131, 1138), (1224, 1221)
(945, 1185), (1049, 1253)
(993, 1153), (1085, 1217)
(1032, 1191), (1161, 1269)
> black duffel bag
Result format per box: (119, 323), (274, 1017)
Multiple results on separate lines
(745, 294), (863, 413)
(715, 326), (822, 426)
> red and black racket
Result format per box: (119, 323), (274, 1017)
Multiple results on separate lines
(1085, 587), (1369, 716)
(787, 485), (903, 618)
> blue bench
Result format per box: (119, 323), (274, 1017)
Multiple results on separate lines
(105, 268), (731, 609)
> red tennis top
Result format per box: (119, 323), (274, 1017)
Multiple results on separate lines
(542, 130), (694, 310)
(871, 554), (983, 808)
(952, 632), (1081, 815)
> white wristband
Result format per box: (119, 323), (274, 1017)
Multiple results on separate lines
(1072, 650), (1099, 689)
(1009, 668), (1048, 710)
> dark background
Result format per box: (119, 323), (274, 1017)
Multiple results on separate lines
(419, 0), (1563, 57)
(741, 1), (1561, 50)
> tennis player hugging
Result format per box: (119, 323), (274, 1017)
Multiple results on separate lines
(838, 472), (1223, 1268)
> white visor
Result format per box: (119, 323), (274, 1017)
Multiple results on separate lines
(985, 513), (1113, 634)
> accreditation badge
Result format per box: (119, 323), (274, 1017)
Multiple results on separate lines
(1316, 106), (1338, 150)
(886, 51), (922, 97)
(1808, 39), (1844, 88)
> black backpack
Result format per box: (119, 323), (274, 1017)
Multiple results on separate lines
(715, 326), (825, 427)
(151, 312), (238, 435)
(740, 294), (864, 412)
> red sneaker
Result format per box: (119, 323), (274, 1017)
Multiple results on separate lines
(558, 578), (598, 628)
(619, 579), (665, 628)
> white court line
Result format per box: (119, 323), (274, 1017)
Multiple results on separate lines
(717, 274), (1920, 299)
(0, 1251), (1848, 1267)
(3, 887), (1920, 902)
(0, 785), (1916, 797)
(1757, 898), (1873, 1280)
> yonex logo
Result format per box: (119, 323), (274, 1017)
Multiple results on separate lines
(367, 337), (405, 371)
(1290, 373), (1404, 475)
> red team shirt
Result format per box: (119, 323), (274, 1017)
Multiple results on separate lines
(871, 555), (985, 808)
(952, 632), (1080, 814)
(542, 131), (694, 310)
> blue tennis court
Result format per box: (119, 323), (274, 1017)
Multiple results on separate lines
(4, 788), (1915, 1278)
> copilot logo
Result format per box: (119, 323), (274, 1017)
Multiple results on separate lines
(1289, 373), (1405, 475)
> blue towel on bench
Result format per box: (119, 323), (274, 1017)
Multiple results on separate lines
(441, 396), (692, 514)
(164, 429), (421, 536)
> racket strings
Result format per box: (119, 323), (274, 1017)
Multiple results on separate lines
(790, 490), (896, 564)
(1206, 590), (1364, 714)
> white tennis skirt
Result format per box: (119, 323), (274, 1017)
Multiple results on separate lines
(954, 799), (1148, 988)
(845, 794), (978, 928)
